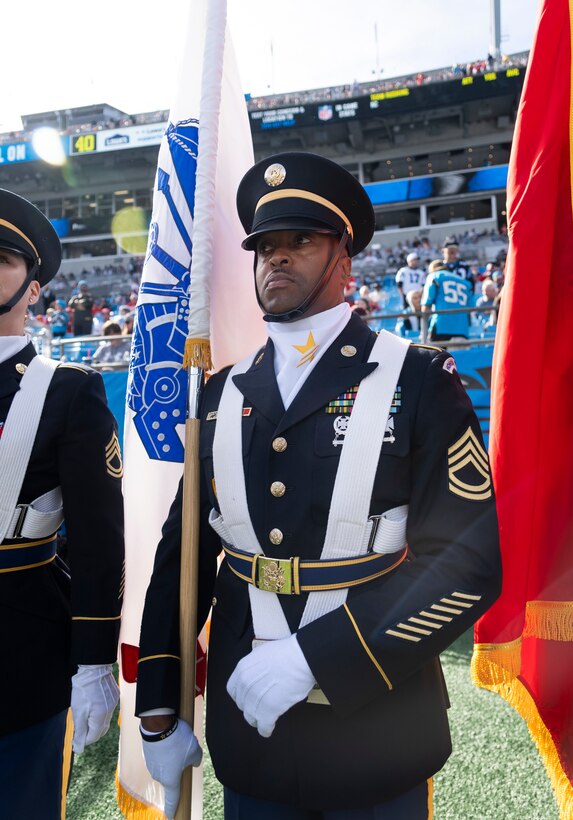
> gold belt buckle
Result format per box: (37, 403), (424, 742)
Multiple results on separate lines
(255, 555), (294, 595)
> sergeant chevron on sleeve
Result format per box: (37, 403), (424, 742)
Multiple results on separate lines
(0, 189), (124, 820)
(136, 152), (501, 819)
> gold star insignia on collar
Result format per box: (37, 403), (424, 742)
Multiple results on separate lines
(293, 331), (318, 367)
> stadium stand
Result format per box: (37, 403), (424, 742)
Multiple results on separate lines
(4, 50), (521, 411)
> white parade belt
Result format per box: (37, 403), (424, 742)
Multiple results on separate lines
(211, 330), (412, 653)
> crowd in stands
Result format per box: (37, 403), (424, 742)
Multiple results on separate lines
(0, 53), (528, 145)
(245, 52), (528, 111)
(25, 226), (506, 367)
(346, 231), (506, 342)
(0, 109), (170, 146)
(27, 272), (140, 367)
(38, 257), (143, 305)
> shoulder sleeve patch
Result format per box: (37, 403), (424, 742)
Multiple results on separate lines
(447, 427), (491, 501)
(443, 356), (457, 374)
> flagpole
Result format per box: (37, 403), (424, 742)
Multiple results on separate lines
(176, 368), (203, 820)
(176, 1), (228, 817)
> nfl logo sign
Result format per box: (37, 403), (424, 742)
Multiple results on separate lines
(318, 105), (333, 122)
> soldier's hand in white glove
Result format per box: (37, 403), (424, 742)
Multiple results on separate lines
(140, 718), (203, 820)
(71, 664), (120, 754)
(226, 634), (316, 738)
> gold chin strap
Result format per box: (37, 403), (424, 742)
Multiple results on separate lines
(254, 188), (354, 240)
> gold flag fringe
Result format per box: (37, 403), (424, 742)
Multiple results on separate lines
(116, 773), (166, 820)
(471, 637), (522, 684)
(523, 600), (573, 641)
(472, 604), (573, 820)
(183, 337), (213, 372)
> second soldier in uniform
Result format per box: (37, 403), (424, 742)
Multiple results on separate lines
(0, 190), (124, 819)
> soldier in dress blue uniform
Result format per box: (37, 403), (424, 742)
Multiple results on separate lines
(136, 153), (501, 819)
(0, 189), (124, 819)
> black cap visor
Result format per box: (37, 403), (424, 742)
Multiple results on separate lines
(0, 189), (61, 286)
(0, 237), (35, 264)
(242, 215), (341, 251)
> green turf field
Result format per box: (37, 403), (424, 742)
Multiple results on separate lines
(66, 632), (558, 819)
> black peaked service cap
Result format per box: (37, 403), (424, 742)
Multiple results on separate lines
(0, 189), (61, 286)
(237, 152), (375, 257)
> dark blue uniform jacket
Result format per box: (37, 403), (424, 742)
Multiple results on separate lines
(0, 343), (124, 736)
(136, 314), (500, 810)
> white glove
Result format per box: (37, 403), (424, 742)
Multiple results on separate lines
(226, 634), (316, 738)
(71, 664), (120, 753)
(141, 718), (203, 820)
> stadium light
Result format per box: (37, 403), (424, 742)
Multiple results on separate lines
(31, 127), (66, 166)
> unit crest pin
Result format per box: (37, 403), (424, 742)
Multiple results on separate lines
(264, 163), (287, 187)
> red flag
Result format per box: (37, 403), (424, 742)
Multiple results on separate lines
(471, 1), (573, 816)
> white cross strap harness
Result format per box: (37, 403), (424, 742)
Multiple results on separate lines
(210, 330), (411, 644)
(0, 355), (64, 543)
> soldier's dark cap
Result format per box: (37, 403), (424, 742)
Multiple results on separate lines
(0, 188), (61, 286)
(237, 152), (375, 257)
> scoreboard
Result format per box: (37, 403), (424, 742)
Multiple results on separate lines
(1, 66), (524, 166)
(248, 68), (524, 131)
(70, 134), (97, 154)
(69, 122), (166, 155)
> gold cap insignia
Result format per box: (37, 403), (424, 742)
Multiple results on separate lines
(264, 163), (287, 187)
(447, 427), (491, 501)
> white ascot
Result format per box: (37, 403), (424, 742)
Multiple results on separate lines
(267, 302), (351, 408)
(0, 335), (28, 365)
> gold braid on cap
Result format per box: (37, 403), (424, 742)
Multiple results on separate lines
(0, 219), (40, 259)
(254, 188), (354, 239)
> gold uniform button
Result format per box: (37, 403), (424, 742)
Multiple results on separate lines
(211, 596), (217, 607)
(15, 363), (27, 374)
(269, 528), (283, 545)
(272, 437), (287, 453)
(270, 481), (286, 498)
(341, 345), (357, 357)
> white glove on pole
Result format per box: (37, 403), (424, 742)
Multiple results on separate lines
(71, 664), (120, 753)
(226, 634), (316, 738)
(141, 718), (203, 820)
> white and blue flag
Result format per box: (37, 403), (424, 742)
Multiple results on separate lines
(118, 1), (265, 815)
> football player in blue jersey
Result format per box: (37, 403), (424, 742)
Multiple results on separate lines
(421, 260), (474, 341)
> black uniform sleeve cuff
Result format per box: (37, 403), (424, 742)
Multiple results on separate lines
(135, 655), (181, 716)
(297, 603), (393, 718)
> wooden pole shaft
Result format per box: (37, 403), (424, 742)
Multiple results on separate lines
(175, 416), (201, 820)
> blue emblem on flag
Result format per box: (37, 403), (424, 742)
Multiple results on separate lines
(127, 119), (199, 463)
